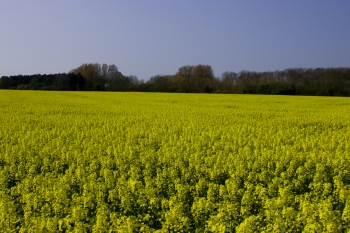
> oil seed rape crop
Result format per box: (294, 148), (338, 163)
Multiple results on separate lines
(1, 90), (350, 232)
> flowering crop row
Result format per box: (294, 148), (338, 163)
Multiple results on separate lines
(0, 90), (350, 232)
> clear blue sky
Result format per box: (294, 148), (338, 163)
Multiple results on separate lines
(1, 1), (349, 80)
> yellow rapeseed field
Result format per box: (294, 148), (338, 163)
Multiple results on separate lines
(1, 90), (350, 232)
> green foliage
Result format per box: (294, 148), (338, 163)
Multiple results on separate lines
(0, 91), (350, 231)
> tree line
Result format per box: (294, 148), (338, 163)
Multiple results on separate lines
(0, 63), (137, 92)
(1, 63), (350, 96)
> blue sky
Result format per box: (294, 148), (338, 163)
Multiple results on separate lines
(1, 1), (349, 80)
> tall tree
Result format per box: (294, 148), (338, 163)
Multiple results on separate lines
(0, 76), (10, 89)
(70, 63), (105, 91)
(221, 72), (237, 93)
(174, 65), (214, 92)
